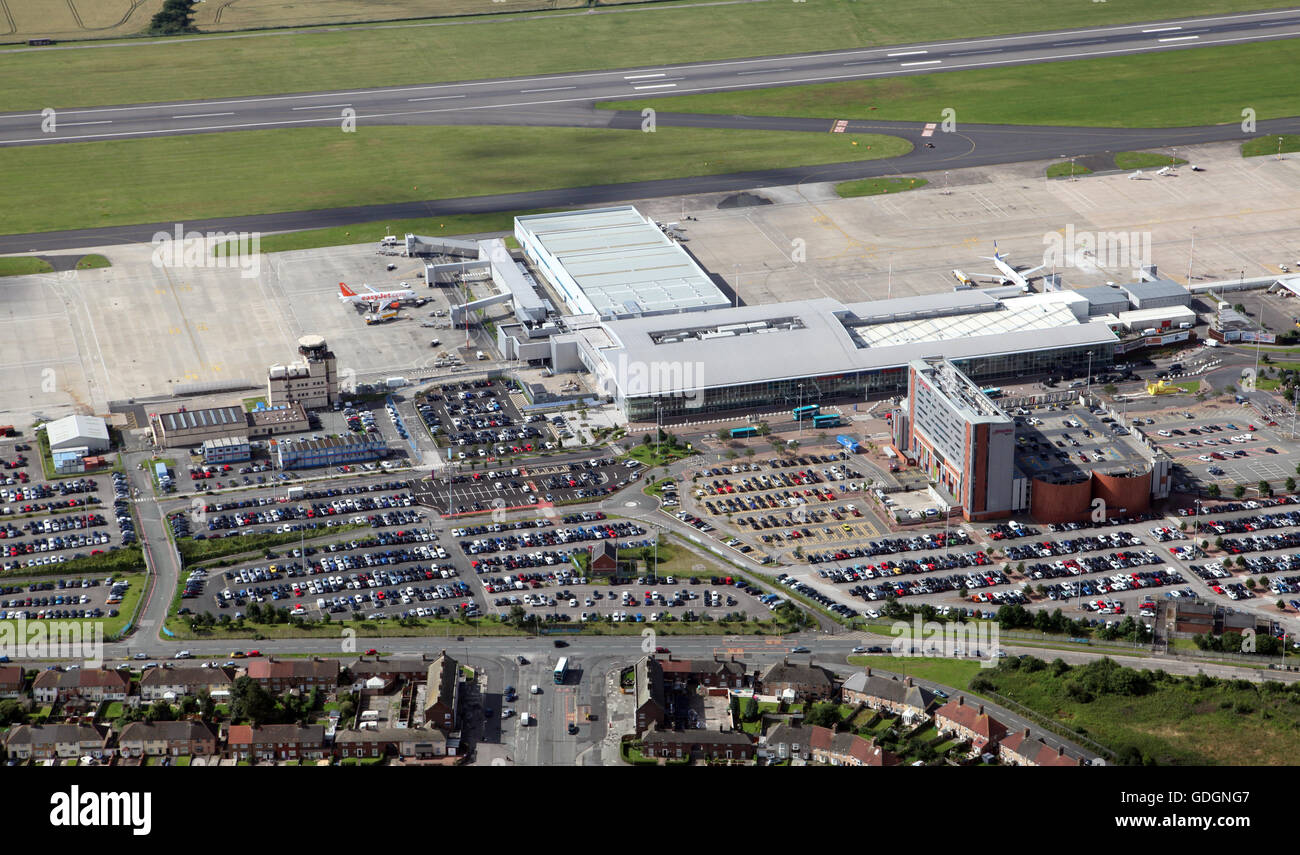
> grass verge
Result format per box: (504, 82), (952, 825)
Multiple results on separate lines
(1242, 134), (1300, 158)
(600, 39), (1300, 129)
(1046, 162), (1093, 179)
(834, 177), (928, 198)
(0, 257), (52, 276)
(75, 254), (111, 270)
(1, 126), (910, 235)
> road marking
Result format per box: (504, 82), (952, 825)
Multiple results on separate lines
(171, 112), (235, 118)
(921, 122), (937, 137)
(1158, 35), (1201, 42)
(623, 72), (666, 80)
(407, 95), (465, 102)
(736, 67), (791, 75)
(520, 86), (576, 93)
(831, 119), (848, 133)
(1143, 26), (1183, 32)
(887, 50), (928, 57)
(632, 83), (678, 90)
(290, 103), (352, 110)
(900, 60), (942, 66)
(60, 120), (112, 126)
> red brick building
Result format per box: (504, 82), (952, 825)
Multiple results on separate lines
(935, 695), (1008, 754)
(245, 657), (339, 694)
(227, 724), (326, 762)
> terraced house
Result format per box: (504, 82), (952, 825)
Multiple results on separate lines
(641, 724), (755, 761)
(658, 655), (749, 690)
(32, 666), (130, 703)
(808, 726), (900, 767)
(246, 657), (339, 694)
(4, 723), (109, 761)
(334, 726), (449, 760)
(935, 696), (1009, 755)
(422, 651), (460, 731)
(117, 721), (219, 759)
(758, 658), (837, 702)
(227, 724), (327, 762)
(345, 655), (438, 693)
(998, 728), (1086, 767)
(632, 656), (666, 735)
(0, 664), (24, 698)
(139, 665), (234, 701)
(841, 669), (937, 725)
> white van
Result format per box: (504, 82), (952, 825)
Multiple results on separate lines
(520, 712), (533, 726)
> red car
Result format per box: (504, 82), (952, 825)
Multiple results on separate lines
(365, 648), (378, 655)
(654, 646), (670, 654)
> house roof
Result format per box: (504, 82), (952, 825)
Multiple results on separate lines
(139, 666), (233, 687)
(425, 652), (459, 710)
(642, 725), (752, 747)
(658, 658), (746, 677)
(635, 656), (665, 710)
(33, 667), (130, 690)
(334, 727), (447, 745)
(1001, 727), (1083, 766)
(246, 658), (339, 682)
(0, 664), (23, 686)
(346, 656), (431, 677)
(227, 724), (325, 746)
(759, 660), (835, 690)
(937, 697), (1008, 743)
(4, 723), (106, 747)
(842, 669), (936, 711)
(118, 721), (217, 743)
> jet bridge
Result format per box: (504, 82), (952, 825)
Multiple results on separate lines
(405, 233), (480, 258)
(446, 238), (548, 326)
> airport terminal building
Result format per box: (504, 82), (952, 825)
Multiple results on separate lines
(577, 290), (1119, 421)
(891, 358), (1169, 523)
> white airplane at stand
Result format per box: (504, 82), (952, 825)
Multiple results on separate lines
(976, 242), (1046, 290)
(338, 282), (416, 307)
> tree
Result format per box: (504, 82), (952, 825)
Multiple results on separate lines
(1259, 480), (1273, 497)
(230, 676), (277, 726)
(148, 0), (199, 35)
(147, 700), (176, 722)
(197, 688), (216, 723)
(0, 699), (27, 726)
(1207, 483), (1221, 498)
(1234, 484), (1247, 499)
(1103, 383), (1118, 396)
(1288, 477), (1297, 493)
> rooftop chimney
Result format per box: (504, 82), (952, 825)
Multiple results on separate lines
(903, 676), (912, 687)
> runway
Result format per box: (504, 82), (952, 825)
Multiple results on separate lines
(1, 8), (1297, 147)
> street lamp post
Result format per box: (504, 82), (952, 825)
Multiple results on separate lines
(797, 384), (804, 439)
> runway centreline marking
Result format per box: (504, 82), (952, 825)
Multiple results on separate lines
(887, 50), (928, 57)
(900, 60), (942, 66)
